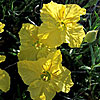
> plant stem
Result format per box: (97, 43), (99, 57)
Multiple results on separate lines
(89, 44), (95, 66)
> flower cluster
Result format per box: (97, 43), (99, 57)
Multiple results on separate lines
(18, 1), (87, 100)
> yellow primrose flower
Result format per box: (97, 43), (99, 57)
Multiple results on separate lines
(38, 1), (86, 48)
(0, 69), (10, 92)
(18, 23), (56, 61)
(0, 55), (10, 92)
(0, 55), (6, 63)
(18, 50), (74, 100)
(0, 22), (5, 33)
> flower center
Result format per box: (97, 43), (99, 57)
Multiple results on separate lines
(57, 21), (65, 31)
(41, 71), (51, 81)
(32, 40), (42, 49)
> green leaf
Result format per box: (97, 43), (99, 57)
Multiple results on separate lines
(84, 0), (98, 8)
(79, 66), (91, 70)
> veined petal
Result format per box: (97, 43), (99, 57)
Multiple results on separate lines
(42, 50), (62, 74)
(41, 1), (65, 21)
(43, 84), (56, 100)
(50, 50), (62, 74)
(64, 4), (86, 23)
(52, 65), (74, 93)
(38, 21), (66, 48)
(59, 65), (74, 93)
(18, 58), (46, 85)
(28, 80), (44, 99)
(65, 23), (85, 48)
(0, 69), (10, 92)
(18, 46), (38, 61)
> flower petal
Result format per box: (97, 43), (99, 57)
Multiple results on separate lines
(0, 22), (5, 33)
(64, 4), (86, 23)
(18, 58), (46, 85)
(38, 21), (66, 48)
(18, 23), (39, 60)
(28, 80), (44, 99)
(0, 55), (6, 63)
(47, 50), (62, 74)
(18, 46), (38, 61)
(51, 64), (74, 93)
(0, 69), (10, 92)
(65, 23), (85, 48)
(41, 1), (64, 21)
(43, 85), (56, 100)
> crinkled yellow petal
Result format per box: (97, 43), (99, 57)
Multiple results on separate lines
(0, 55), (6, 63)
(41, 1), (86, 23)
(51, 50), (62, 74)
(41, 1), (65, 21)
(0, 22), (5, 33)
(18, 58), (46, 85)
(59, 66), (74, 93)
(64, 4), (86, 23)
(0, 69), (10, 92)
(41, 50), (62, 74)
(52, 65), (74, 93)
(65, 23), (85, 48)
(38, 20), (66, 48)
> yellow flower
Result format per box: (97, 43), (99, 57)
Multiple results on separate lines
(38, 1), (86, 48)
(18, 50), (74, 100)
(0, 55), (10, 92)
(0, 22), (5, 33)
(0, 69), (10, 92)
(0, 55), (6, 63)
(18, 23), (56, 61)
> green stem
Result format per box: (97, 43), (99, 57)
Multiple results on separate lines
(89, 44), (95, 66)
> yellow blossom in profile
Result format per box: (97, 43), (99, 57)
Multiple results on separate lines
(18, 50), (74, 100)
(0, 55), (6, 63)
(38, 1), (86, 48)
(18, 23), (56, 61)
(0, 22), (5, 33)
(0, 55), (10, 92)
